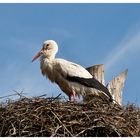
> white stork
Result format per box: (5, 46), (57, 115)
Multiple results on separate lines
(32, 40), (113, 103)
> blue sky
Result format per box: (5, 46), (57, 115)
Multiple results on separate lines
(0, 3), (140, 106)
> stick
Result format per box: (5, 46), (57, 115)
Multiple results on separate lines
(51, 111), (73, 136)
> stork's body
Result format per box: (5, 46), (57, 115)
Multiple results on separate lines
(40, 58), (93, 101)
(32, 40), (113, 103)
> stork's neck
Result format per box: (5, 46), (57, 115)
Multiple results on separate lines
(41, 54), (56, 61)
(40, 54), (55, 82)
(48, 54), (56, 60)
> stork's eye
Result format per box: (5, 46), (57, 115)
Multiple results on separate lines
(46, 44), (49, 46)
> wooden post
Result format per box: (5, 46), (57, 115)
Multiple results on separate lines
(86, 64), (105, 85)
(106, 69), (128, 106)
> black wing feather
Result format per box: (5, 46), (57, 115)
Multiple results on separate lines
(67, 75), (113, 102)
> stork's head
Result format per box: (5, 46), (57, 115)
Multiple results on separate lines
(32, 40), (58, 62)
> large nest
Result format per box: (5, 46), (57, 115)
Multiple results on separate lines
(0, 94), (140, 137)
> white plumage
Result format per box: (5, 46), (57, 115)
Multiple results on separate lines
(32, 40), (112, 103)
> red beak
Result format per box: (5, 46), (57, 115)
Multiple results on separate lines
(32, 49), (44, 62)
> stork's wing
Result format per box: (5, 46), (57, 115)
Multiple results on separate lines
(55, 59), (93, 78)
(67, 75), (113, 102)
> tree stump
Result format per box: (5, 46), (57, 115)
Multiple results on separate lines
(86, 64), (105, 85)
(106, 69), (128, 106)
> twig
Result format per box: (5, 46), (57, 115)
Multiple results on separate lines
(83, 112), (91, 121)
(0, 93), (19, 99)
(13, 90), (28, 99)
(51, 111), (73, 136)
(52, 93), (61, 100)
(37, 94), (47, 98)
(110, 125), (121, 137)
(75, 126), (105, 137)
(51, 125), (62, 137)
(24, 129), (49, 137)
(0, 120), (5, 136)
(10, 123), (16, 136)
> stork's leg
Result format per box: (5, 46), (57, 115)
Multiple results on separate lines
(72, 90), (76, 103)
